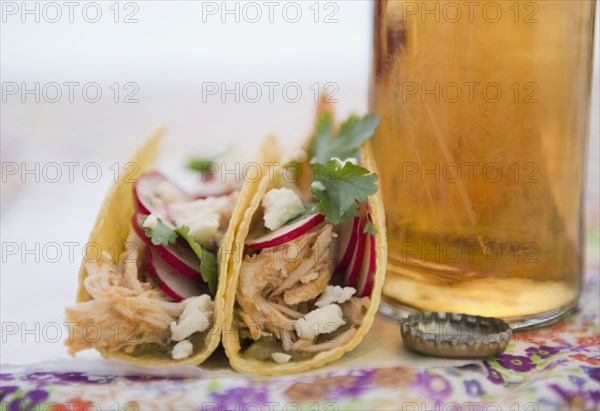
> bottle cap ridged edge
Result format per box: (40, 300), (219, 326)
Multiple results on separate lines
(401, 312), (512, 359)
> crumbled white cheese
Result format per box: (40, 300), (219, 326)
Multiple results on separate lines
(169, 196), (230, 243)
(171, 339), (194, 360)
(262, 188), (304, 231)
(170, 295), (214, 341)
(310, 181), (326, 191)
(330, 157), (358, 168)
(291, 149), (308, 163)
(142, 213), (159, 230)
(184, 294), (214, 312)
(315, 286), (357, 308)
(271, 352), (292, 364)
(295, 304), (346, 339)
(154, 181), (183, 204)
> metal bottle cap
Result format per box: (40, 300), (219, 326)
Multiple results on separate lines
(401, 312), (512, 359)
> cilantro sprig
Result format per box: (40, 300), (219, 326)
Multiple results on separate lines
(138, 215), (218, 294)
(307, 112), (380, 225)
(309, 112), (380, 164)
(310, 160), (378, 225)
(187, 157), (216, 174)
(139, 215), (177, 246)
(176, 226), (218, 294)
(363, 219), (377, 236)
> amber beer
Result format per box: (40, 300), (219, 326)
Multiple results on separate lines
(370, 0), (596, 326)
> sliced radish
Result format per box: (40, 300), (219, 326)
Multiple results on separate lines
(343, 218), (367, 287)
(335, 216), (360, 272)
(134, 171), (191, 222)
(356, 232), (376, 297)
(146, 249), (208, 302)
(245, 213), (325, 249)
(132, 211), (204, 282)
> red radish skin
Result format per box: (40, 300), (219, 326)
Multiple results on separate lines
(356, 232), (376, 297)
(134, 171), (190, 223)
(356, 203), (376, 296)
(146, 249), (207, 302)
(343, 218), (367, 287)
(245, 213), (325, 249)
(132, 212), (204, 283)
(335, 216), (360, 273)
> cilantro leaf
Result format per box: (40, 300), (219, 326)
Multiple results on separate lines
(309, 111), (334, 163)
(199, 249), (218, 294)
(309, 113), (380, 164)
(333, 114), (380, 159)
(176, 225), (218, 294)
(310, 161), (378, 225)
(363, 219), (377, 236)
(140, 215), (177, 246)
(187, 157), (216, 174)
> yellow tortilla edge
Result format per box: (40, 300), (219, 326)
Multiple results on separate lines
(71, 128), (259, 366)
(222, 141), (388, 375)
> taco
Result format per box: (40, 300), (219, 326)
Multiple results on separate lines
(223, 104), (387, 375)
(65, 129), (277, 365)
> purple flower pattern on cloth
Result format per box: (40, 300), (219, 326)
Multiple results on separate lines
(4, 389), (48, 411)
(496, 354), (537, 372)
(525, 345), (562, 359)
(582, 366), (600, 382)
(463, 379), (485, 397)
(483, 361), (505, 385)
(20, 372), (117, 386)
(210, 386), (269, 410)
(414, 371), (452, 401)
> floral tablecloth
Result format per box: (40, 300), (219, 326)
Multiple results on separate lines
(1, 246), (599, 411)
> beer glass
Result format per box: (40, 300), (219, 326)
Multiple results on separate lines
(370, 0), (596, 327)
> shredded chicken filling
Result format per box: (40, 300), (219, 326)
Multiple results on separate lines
(237, 223), (371, 357)
(66, 231), (207, 356)
(66, 191), (241, 356)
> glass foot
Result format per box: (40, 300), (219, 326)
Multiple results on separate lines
(379, 295), (578, 330)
